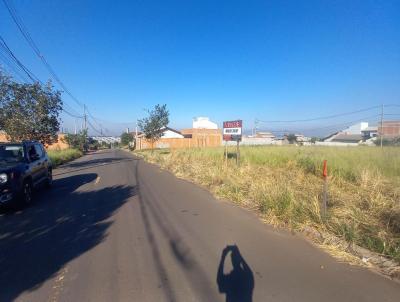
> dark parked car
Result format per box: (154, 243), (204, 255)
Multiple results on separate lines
(0, 141), (52, 207)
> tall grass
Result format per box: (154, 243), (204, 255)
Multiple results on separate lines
(137, 146), (400, 262)
(47, 148), (82, 167)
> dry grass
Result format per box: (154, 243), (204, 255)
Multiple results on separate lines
(47, 149), (82, 167)
(136, 146), (400, 262)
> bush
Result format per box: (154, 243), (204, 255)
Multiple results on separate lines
(47, 149), (82, 167)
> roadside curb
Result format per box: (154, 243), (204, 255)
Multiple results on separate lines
(302, 226), (400, 283)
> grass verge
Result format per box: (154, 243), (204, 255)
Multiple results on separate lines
(136, 146), (400, 263)
(47, 148), (82, 167)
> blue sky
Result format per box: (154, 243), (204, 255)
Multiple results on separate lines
(1, 0), (399, 135)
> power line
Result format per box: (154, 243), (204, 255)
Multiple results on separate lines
(87, 119), (103, 135)
(62, 108), (83, 119)
(263, 114), (380, 134)
(86, 108), (103, 129)
(0, 35), (42, 83)
(63, 102), (83, 117)
(2, 0), (84, 109)
(83, 112), (136, 126)
(256, 105), (381, 123)
(3, 0), (122, 128)
(0, 35), (85, 122)
(0, 51), (30, 82)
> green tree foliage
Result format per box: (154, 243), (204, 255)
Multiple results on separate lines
(286, 134), (297, 144)
(63, 130), (88, 152)
(120, 132), (134, 146)
(138, 104), (169, 148)
(0, 71), (62, 145)
(311, 137), (320, 144)
(374, 136), (400, 146)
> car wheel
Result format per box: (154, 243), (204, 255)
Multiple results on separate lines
(22, 181), (33, 205)
(46, 169), (53, 188)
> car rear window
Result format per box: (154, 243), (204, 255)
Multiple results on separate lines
(0, 145), (25, 163)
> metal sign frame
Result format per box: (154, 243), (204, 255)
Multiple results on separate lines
(223, 120), (242, 142)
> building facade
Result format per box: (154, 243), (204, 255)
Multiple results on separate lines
(379, 121), (400, 138)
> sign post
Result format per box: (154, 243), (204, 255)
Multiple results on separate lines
(224, 141), (228, 167)
(223, 120), (242, 166)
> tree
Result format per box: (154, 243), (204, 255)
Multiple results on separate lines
(311, 137), (320, 144)
(138, 104), (169, 149)
(0, 71), (62, 145)
(286, 133), (297, 144)
(374, 136), (400, 146)
(120, 132), (134, 146)
(63, 130), (88, 152)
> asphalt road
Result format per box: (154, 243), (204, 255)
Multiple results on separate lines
(1, 149), (399, 302)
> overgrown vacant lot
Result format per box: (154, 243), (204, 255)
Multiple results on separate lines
(137, 146), (400, 262)
(47, 149), (82, 167)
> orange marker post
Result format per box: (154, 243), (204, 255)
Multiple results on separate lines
(322, 160), (328, 219)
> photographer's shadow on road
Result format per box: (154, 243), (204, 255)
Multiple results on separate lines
(217, 245), (255, 302)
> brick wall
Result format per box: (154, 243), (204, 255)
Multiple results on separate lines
(0, 132), (70, 150)
(379, 121), (400, 138)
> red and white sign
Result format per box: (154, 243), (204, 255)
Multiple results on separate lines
(223, 120), (242, 141)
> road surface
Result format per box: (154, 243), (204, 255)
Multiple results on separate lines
(1, 149), (399, 302)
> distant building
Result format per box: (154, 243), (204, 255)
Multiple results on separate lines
(294, 134), (311, 143)
(361, 126), (378, 139)
(160, 127), (185, 138)
(235, 131), (277, 146)
(192, 117), (218, 129)
(251, 131), (275, 139)
(342, 122), (369, 135)
(327, 134), (363, 144)
(136, 125), (222, 150)
(92, 136), (121, 144)
(379, 121), (400, 138)
(323, 122), (377, 145)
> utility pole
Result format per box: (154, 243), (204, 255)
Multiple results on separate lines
(380, 104), (384, 148)
(83, 105), (88, 132)
(254, 119), (259, 136)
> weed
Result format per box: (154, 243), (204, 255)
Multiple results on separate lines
(136, 146), (400, 261)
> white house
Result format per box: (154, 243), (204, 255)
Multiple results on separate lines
(323, 122), (373, 146)
(342, 122), (369, 135)
(193, 117), (218, 129)
(160, 127), (184, 138)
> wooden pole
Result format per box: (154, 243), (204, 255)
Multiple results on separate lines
(236, 140), (240, 166)
(225, 141), (228, 167)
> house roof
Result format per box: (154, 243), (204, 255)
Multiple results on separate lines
(137, 126), (182, 138)
(362, 126), (378, 131)
(330, 134), (363, 143)
(323, 131), (340, 141)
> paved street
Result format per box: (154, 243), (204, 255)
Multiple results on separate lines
(0, 149), (399, 302)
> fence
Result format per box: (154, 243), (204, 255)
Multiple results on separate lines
(137, 129), (222, 150)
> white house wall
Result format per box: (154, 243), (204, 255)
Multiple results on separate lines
(161, 130), (184, 139)
(193, 117), (218, 129)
